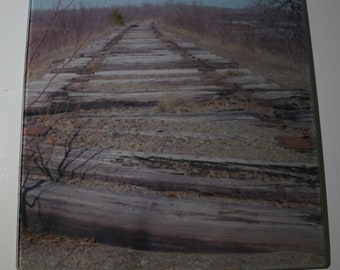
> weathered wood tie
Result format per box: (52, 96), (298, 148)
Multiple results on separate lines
(24, 180), (323, 253)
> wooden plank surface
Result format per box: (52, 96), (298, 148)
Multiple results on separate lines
(25, 180), (323, 253)
(24, 144), (320, 204)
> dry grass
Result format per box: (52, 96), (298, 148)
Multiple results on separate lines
(159, 23), (311, 91)
(27, 25), (115, 81)
(26, 6), (123, 81)
(156, 93), (198, 113)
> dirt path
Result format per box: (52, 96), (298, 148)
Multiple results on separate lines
(19, 20), (326, 269)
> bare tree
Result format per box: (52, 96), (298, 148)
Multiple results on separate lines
(253, 0), (306, 59)
(24, 127), (110, 182)
(20, 127), (108, 228)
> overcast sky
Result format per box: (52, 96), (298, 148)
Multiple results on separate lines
(31, 0), (252, 9)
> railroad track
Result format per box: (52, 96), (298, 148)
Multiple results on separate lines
(21, 20), (325, 255)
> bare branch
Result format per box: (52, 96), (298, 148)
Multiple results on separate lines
(29, 0), (76, 63)
(71, 148), (107, 175)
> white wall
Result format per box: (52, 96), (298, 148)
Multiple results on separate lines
(0, 0), (339, 269)
(0, 1), (28, 270)
(307, 0), (340, 269)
